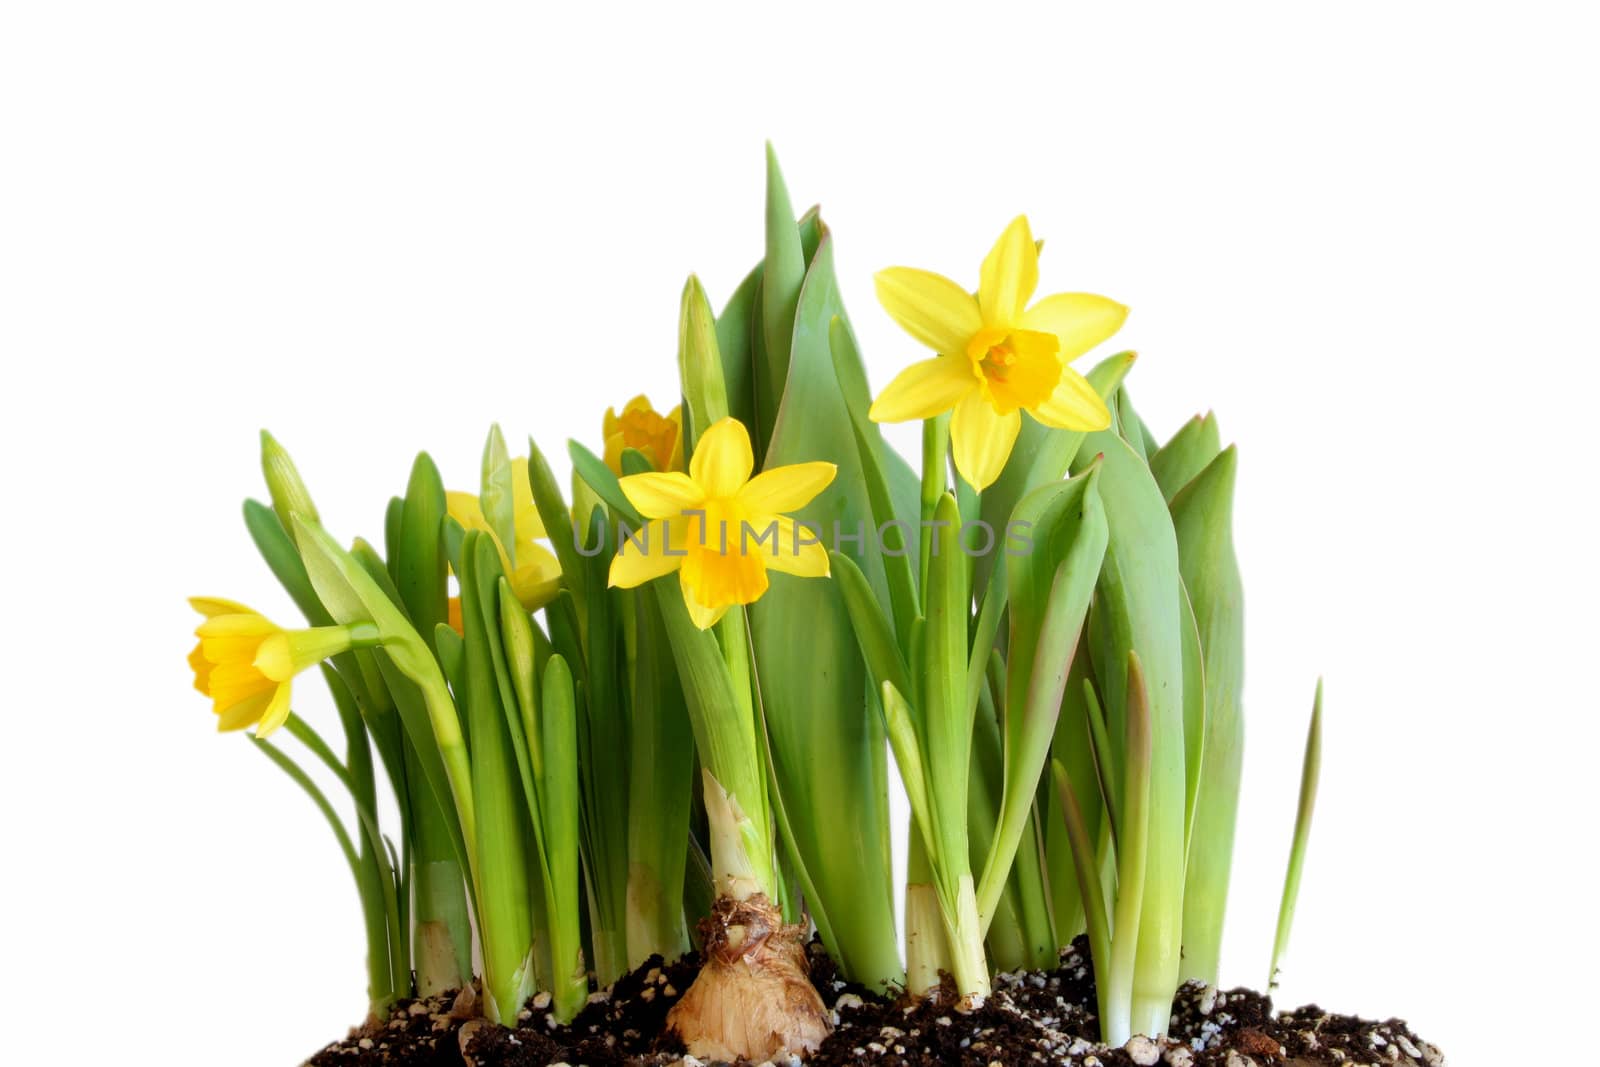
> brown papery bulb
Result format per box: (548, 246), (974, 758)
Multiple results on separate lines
(667, 894), (831, 1062)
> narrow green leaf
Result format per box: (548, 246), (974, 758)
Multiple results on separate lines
(480, 424), (518, 558)
(830, 550), (911, 701)
(755, 143), (806, 452)
(260, 430), (320, 539)
(525, 439), (586, 608)
(568, 439), (642, 527)
(1172, 445), (1244, 985)
(1269, 680), (1323, 993)
(1178, 582), (1207, 852)
(678, 274), (730, 451)
(976, 467), (1108, 933)
(1051, 759), (1111, 998)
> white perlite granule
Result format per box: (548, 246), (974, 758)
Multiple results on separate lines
(1125, 1034), (1161, 1065)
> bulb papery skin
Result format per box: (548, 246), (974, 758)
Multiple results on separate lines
(666, 894), (830, 1062)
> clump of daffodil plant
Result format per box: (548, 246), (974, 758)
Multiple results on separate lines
(187, 147), (1326, 1061)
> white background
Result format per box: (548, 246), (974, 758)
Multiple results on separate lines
(4, 3), (1597, 1063)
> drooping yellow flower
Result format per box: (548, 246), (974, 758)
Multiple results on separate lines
(188, 598), (368, 737)
(448, 457), (562, 614)
(869, 215), (1126, 490)
(607, 417), (834, 629)
(604, 395), (684, 474)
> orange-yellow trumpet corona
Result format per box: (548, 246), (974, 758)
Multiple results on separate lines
(607, 417), (834, 629)
(604, 394), (683, 474)
(188, 598), (372, 736)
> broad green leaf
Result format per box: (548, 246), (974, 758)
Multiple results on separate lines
(1150, 412), (1221, 503)
(568, 439), (642, 528)
(755, 144), (806, 454)
(458, 529), (534, 1023)
(1069, 429), (1187, 1028)
(975, 351), (1136, 596)
(975, 467), (1108, 934)
(1171, 444), (1244, 985)
(748, 218), (900, 986)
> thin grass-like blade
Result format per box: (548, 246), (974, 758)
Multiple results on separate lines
(1269, 680), (1323, 993)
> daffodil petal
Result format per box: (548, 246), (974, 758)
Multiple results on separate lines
(950, 392), (1022, 492)
(188, 643), (213, 693)
(979, 216), (1039, 327)
(609, 518), (688, 588)
(867, 356), (975, 423)
(1030, 366), (1113, 431)
(762, 516), (831, 578)
(737, 461), (836, 515)
(1021, 293), (1128, 362)
(511, 458), (547, 538)
(254, 683), (294, 737)
(680, 580), (730, 630)
(217, 690), (275, 732)
(190, 597), (255, 619)
(195, 613), (280, 639)
(511, 543), (564, 610)
(875, 268), (983, 356)
(447, 490), (488, 533)
(689, 418), (755, 499)
(619, 471), (706, 519)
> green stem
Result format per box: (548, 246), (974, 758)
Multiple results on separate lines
(254, 737), (395, 1017)
(918, 415), (950, 606)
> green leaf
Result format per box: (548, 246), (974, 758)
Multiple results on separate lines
(525, 438), (586, 608)
(755, 143), (806, 454)
(394, 453), (450, 646)
(830, 550), (911, 703)
(715, 265), (761, 436)
(921, 493), (971, 902)
(976, 466), (1108, 934)
(1269, 679), (1323, 993)
(975, 350), (1136, 596)
(568, 439), (642, 528)
(623, 588), (695, 966)
(1150, 412), (1222, 503)
(1070, 428), (1187, 1039)
(1171, 444), (1244, 985)
(1178, 582), (1207, 852)
(459, 529), (535, 1023)
(829, 316), (918, 641)
(244, 498), (333, 627)
(677, 274), (731, 452)
(259, 430), (320, 539)
(747, 217), (901, 986)
(480, 425), (517, 557)
(540, 653), (589, 1022)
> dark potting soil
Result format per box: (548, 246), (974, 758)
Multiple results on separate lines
(307, 938), (1444, 1067)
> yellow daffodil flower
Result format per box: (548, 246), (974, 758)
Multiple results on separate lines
(869, 215), (1127, 490)
(448, 457), (563, 615)
(607, 417), (834, 629)
(188, 598), (372, 737)
(604, 395), (684, 474)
